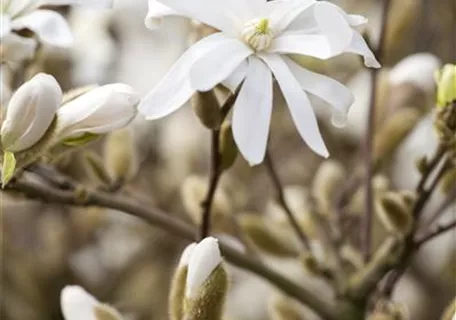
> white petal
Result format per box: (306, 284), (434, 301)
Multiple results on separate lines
(312, 2), (353, 55)
(179, 243), (196, 267)
(221, 59), (248, 93)
(138, 32), (230, 120)
(11, 10), (73, 47)
(145, 0), (180, 30)
(158, 0), (246, 34)
(284, 57), (354, 128)
(346, 32), (381, 68)
(260, 54), (328, 158)
(0, 33), (37, 63)
(269, 33), (334, 59)
(60, 286), (99, 320)
(0, 14), (12, 37)
(186, 237), (222, 299)
(38, 0), (112, 8)
(232, 56), (272, 166)
(347, 14), (368, 26)
(189, 39), (252, 92)
(267, 0), (316, 34)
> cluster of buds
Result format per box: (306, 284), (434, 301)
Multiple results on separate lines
(0, 73), (139, 186)
(434, 64), (456, 157)
(169, 237), (228, 320)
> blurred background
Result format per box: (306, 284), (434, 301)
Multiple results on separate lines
(1, 0), (455, 319)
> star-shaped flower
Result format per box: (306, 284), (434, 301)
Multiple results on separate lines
(139, 0), (380, 165)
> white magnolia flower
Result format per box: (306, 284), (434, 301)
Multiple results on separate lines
(1, 73), (61, 152)
(139, 0), (380, 165)
(0, 0), (113, 48)
(60, 285), (123, 320)
(186, 237), (222, 298)
(56, 84), (139, 141)
(179, 242), (197, 267)
(145, 0), (180, 29)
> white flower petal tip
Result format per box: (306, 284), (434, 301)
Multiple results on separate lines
(389, 53), (442, 93)
(186, 237), (222, 299)
(60, 285), (99, 320)
(145, 0), (180, 30)
(179, 243), (197, 267)
(56, 84), (139, 140)
(331, 112), (348, 129)
(1, 73), (61, 153)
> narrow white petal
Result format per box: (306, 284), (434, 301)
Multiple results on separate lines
(267, 0), (316, 34)
(186, 237), (222, 299)
(346, 32), (381, 68)
(60, 286), (99, 320)
(158, 0), (245, 34)
(260, 54), (328, 158)
(347, 14), (368, 26)
(284, 57), (354, 128)
(38, 0), (112, 8)
(145, 0), (180, 29)
(139, 32), (230, 120)
(269, 33), (334, 59)
(222, 59), (248, 93)
(232, 56), (272, 166)
(11, 10), (73, 47)
(189, 39), (252, 92)
(0, 14), (12, 37)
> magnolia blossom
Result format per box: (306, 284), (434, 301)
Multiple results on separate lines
(186, 237), (222, 299)
(60, 285), (122, 320)
(0, 0), (112, 48)
(139, 0), (380, 165)
(1, 73), (61, 153)
(56, 84), (139, 140)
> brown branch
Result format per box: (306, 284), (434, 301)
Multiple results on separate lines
(4, 175), (341, 320)
(422, 185), (456, 227)
(415, 219), (456, 246)
(361, 0), (392, 263)
(264, 151), (311, 251)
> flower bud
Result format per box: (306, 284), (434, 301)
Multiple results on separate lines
(191, 90), (221, 129)
(376, 192), (413, 235)
(1, 73), (61, 153)
(83, 151), (111, 187)
(312, 160), (346, 213)
(60, 285), (123, 320)
(218, 121), (238, 171)
(440, 297), (456, 320)
(56, 84), (139, 143)
(436, 64), (456, 108)
(184, 237), (228, 320)
(268, 294), (303, 320)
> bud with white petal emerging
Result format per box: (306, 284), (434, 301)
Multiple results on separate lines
(55, 84), (139, 145)
(1, 73), (61, 153)
(60, 285), (123, 320)
(184, 237), (228, 320)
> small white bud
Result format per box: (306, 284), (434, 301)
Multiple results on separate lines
(186, 237), (222, 299)
(56, 84), (139, 141)
(179, 242), (197, 267)
(60, 285), (123, 320)
(1, 73), (61, 153)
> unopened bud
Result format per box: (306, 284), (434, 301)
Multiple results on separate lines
(415, 156), (428, 174)
(238, 214), (298, 257)
(218, 121), (238, 171)
(104, 128), (138, 185)
(312, 160), (346, 213)
(268, 295), (303, 320)
(376, 192), (413, 235)
(436, 64), (456, 108)
(440, 167), (456, 194)
(300, 252), (320, 276)
(191, 90), (221, 129)
(83, 151), (111, 186)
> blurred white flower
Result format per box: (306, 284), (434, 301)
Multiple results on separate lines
(60, 285), (123, 320)
(144, 0), (180, 29)
(186, 236), (222, 298)
(0, 33), (37, 63)
(1, 73), (61, 152)
(0, 0), (112, 48)
(56, 84), (139, 141)
(140, 0), (379, 165)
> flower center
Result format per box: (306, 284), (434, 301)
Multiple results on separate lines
(241, 18), (273, 52)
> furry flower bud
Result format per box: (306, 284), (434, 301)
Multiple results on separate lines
(436, 64), (456, 108)
(1, 73), (61, 153)
(56, 84), (139, 143)
(60, 285), (123, 320)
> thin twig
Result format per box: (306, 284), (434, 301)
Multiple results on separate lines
(422, 185), (456, 227)
(264, 151), (311, 251)
(4, 175), (341, 320)
(415, 219), (456, 246)
(416, 144), (446, 193)
(361, 0), (392, 263)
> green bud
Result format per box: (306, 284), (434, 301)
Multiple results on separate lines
(94, 304), (124, 320)
(192, 90), (221, 130)
(218, 121), (238, 171)
(184, 264), (228, 320)
(268, 295), (303, 320)
(169, 266), (188, 320)
(415, 156), (428, 174)
(61, 132), (100, 147)
(1, 151), (16, 187)
(441, 167), (456, 194)
(238, 214), (298, 257)
(83, 151), (112, 187)
(376, 192), (413, 235)
(436, 64), (456, 108)
(299, 252), (321, 276)
(312, 160), (346, 213)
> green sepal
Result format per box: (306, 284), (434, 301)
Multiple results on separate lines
(62, 132), (100, 147)
(2, 151), (16, 188)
